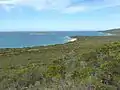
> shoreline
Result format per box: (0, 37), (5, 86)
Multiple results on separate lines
(105, 33), (116, 36)
(0, 31), (117, 49)
(68, 38), (77, 42)
(0, 37), (78, 49)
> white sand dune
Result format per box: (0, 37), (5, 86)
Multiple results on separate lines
(69, 38), (77, 42)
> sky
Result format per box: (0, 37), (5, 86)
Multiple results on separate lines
(0, 0), (120, 31)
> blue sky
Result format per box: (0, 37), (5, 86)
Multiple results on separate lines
(0, 0), (120, 31)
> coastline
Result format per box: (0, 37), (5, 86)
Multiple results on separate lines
(68, 38), (77, 42)
(64, 36), (77, 43)
(99, 30), (117, 36)
(105, 33), (116, 36)
(98, 32), (114, 36)
(0, 30), (118, 49)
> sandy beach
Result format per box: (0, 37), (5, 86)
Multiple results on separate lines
(69, 38), (77, 42)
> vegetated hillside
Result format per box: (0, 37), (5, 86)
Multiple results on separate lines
(0, 36), (120, 68)
(101, 28), (120, 35)
(0, 35), (120, 90)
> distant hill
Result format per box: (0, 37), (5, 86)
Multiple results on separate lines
(101, 28), (120, 35)
(103, 28), (120, 33)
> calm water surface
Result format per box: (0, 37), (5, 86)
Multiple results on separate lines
(0, 31), (105, 48)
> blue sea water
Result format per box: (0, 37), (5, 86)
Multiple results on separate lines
(0, 31), (105, 48)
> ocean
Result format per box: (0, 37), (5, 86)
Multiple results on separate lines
(0, 31), (106, 48)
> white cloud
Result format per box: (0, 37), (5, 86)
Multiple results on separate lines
(63, 6), (86, 13)
(0, 0), (120, 13)
(0, 0), (71, 11)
